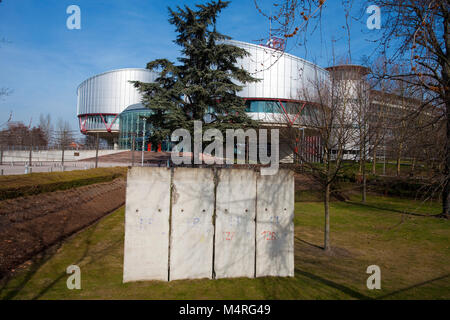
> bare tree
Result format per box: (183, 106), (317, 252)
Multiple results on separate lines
(55, 119), (74, 166)
(38, 113), (52, 148)
(279, 65), (357, 251)
(326, 65), (379, 203)
(253, 0), (326, 46)
(366, 0), (449, 218)
(389, 84), (417, 177)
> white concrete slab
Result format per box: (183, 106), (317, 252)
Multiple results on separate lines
(123, 167), (171, 282)
(169, 168), (215, 280)
(214, 169), (257, 279)
(256, 169), (295, 277)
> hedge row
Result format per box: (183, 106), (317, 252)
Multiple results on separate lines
(0, 167), (127, 201)
(337, 172), (436, 199)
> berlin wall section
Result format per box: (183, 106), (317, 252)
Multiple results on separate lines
(169, 168), (215, 280)
(256, 170), (295, 277)
(214, 169), (257, 279)
(123, 167), (294, 282)
(123, 167), (171, 282)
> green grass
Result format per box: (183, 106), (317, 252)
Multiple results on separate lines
(347, 194), (442, 216)
(0, 167), (126, 200)
(1, 196), (449, 300)
(341, 160), (430, 177)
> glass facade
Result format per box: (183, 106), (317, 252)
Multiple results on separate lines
(118, 100), (310, 151)
(245, 100), (304, 114)
(118, 104), (172, 151)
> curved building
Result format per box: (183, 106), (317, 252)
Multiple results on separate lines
(224, 40), (329, 125)
(76, 68), (157, 147)
(76, 41), (352, 158)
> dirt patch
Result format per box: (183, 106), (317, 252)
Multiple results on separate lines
(0, 178), (126, 279)
(295, 174), (320, 191)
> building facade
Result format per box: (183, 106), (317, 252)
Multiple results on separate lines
(76, 40), (408, 163)
(76, 68), (157, 149)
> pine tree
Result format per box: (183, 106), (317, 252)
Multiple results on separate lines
(133, 0), (258, 149)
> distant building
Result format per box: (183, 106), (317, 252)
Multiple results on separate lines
(76, 68), (157, 149)
(76, 40), (421, 162)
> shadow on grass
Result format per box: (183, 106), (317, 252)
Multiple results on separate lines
(30, 222), (100, 300)
(31, 229), (123, 300)
(345, 201), (436, 217)
(0, 245), (61, 300)
(294, 236), (449, 300)
(377, 274), (450, 300)
(293, 235), (371, 300)
(0, 203), (124, 300)
(295, 236), (323, 250)
(294, 268), (372, 300)
(0, 219), (101, 300)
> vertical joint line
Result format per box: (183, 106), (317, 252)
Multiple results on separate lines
(168, 167), (174, 282)
(254, 170), (258, 278)
(211, 167), (219, 279)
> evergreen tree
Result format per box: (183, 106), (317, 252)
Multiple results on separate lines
(133, 0), (258, 149)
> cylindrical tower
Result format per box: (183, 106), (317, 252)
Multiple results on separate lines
(76, 68), (157, 147)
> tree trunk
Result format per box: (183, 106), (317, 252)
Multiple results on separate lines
(359, 151), (362, 174)
(95, 132), (99, 169)
(442, 96), (450, 219)
(29, 142), (32, 167)
(372, 146), (377, 175)
(362, 155), (367, 203)
(324, 183), (331, 251)
(396, 148), (402, 176)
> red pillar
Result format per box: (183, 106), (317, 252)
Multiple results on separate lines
(157, 144), (162, 152)
(147, 143), (152, 152)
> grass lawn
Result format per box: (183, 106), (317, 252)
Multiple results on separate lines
(1, 196), (449, 300)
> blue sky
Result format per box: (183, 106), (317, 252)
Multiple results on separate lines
(0, 0), (380, 135)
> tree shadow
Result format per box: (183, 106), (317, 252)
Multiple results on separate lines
(345, 200), (435, 217)
(295, 236), (323, 250)
(294, 267), (372, 300)
(0, 217), (100, 300)
(0, 201), (124, 300)
(31, 228), (123, 300)
(376, 274), (450, 300)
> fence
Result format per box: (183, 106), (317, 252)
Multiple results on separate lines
(123, 166), (294, 282)
(0, 149), (123, 164)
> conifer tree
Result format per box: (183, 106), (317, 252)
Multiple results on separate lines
(133, 0), (258, 149)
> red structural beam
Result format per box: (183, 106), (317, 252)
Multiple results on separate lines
(77, 113), (119, 133)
